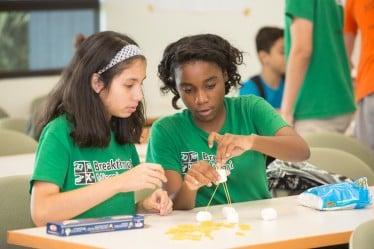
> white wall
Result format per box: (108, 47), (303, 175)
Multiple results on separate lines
(0, 0), (285, 118)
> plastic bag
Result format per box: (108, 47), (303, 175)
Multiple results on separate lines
(298, 177), (372, 210)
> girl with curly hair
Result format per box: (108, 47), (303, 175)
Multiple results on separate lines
(147, 34), (310, 210)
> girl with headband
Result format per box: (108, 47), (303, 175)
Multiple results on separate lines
(30, 31), (172, 226)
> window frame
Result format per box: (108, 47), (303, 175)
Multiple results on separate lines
(0, 0), (100, 79)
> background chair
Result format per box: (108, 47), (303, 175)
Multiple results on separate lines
(308, 148), (374, 185)
(0, 106), (9, 119)
(349, 219), (374, 249)
(303, 132), (374, 172)
(0, 118), (28, 134)
(27, 95), (47, 139)
(29, 95), (47, 116)
(0, 130), (37, 156)
(0, 175), (34, 249)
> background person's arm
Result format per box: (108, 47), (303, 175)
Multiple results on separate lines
(343, 0), (357, 71)
(344, 33), (356, 68)
(281, 18), (313, 124)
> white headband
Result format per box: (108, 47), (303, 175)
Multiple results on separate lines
(97, 44), (142, 75)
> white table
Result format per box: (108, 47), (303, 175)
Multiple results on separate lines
(8, 187), (374, 249)
(0, 153), (35, 177)
(0, 144), (148, 178)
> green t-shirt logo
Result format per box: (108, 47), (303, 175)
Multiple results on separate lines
(73, 159), (133, 185)
(180, 151), (234, 175)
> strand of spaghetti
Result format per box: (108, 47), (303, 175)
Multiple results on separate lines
(205, 184), (220, 210)
(222, 181), (231, 205)
(223, 182), (232, 205)
(227, 183), (232, 205)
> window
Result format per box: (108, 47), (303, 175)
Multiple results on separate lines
(0, 0), (99, 78)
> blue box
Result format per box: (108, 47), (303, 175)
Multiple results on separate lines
(46, 215), (144, 236)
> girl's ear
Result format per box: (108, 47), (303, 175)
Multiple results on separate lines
(91, 73), (105, 93)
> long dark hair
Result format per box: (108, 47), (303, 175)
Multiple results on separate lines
(158, 34), (243, 109)
(35, 31), (146, 147)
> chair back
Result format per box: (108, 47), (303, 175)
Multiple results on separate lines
(303, 132), (374, 172)
(309, 148), (374, 185)
(0, 107), (9, 119)
(0, 175), (34, 249)
(0, 130), (37, 156)
(349, 219), (374, 249)
(0, 118), (28, 134)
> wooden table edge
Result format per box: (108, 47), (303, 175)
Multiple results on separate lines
(8, 229), (351, 249)
(234, 230), (351, 249)
(8, 230), (102, 249)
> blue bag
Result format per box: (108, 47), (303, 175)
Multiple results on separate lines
(298, 177), (372, 210)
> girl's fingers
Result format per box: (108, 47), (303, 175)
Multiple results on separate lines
(189, 169), (211, 186)
(146, 168), (168, 183)
(146, 175), (163, 189)
(184, 174), (200, 190)
(162, 199), (173, 215)
(203, 168), (220, 183)
(222, 144), (235, 164)
(208, 132), (222, 148)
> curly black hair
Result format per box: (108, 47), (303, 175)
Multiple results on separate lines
(158, 34), (243, 109)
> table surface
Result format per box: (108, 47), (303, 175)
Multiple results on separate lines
(8, 187), (374, 249)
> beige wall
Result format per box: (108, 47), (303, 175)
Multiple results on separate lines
(0, 0), (285, 118)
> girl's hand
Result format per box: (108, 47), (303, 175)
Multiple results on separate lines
(142, 189), (173, 215)
(120, 163), (167, 192)
(184, 161), (219, 190)
(208, 132), (255, 164)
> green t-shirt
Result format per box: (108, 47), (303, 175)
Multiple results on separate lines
(285, 0), (355, 120)
(31, 115), (139, 219)
(146, 96), (287, 207)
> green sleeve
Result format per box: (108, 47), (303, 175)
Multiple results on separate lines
(251, 98), (288, 136)
(146, 121), (181, 173)
(286, 0), (314, 22)
(30, 129), (70, 191)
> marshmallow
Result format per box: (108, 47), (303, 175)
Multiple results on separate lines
(196, 211), (212, 222)
(222, 206), (236, 217)
(226, 211), (239, 223)
(222, 206), (239, 223)
(216, 169), (227, 183)
(261, 208), (277, 221)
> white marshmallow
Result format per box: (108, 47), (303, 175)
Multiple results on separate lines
(222, 206), (239, 223)
(196, 211), (212, 222)
(216, 169), (227, 183)
(261, 208), (277, 221)
(226, 211), (239, 223)
(222, 206), (236, 217)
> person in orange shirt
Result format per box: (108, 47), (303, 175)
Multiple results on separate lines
(344, 0), (374, 151)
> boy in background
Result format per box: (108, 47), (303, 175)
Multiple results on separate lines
(240, 27), (285, 109)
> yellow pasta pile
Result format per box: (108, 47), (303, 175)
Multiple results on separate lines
(165, 221), (251, 241)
